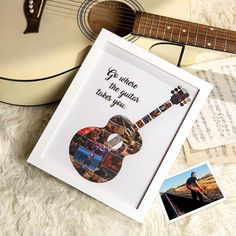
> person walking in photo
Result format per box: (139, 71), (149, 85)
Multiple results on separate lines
(186, 172), (204, 202)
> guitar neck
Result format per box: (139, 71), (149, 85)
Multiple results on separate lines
(132, 11), (236, 54)
(125, 100), (173, 135)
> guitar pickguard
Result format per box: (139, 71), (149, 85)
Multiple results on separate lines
(69, 115), (142, 183)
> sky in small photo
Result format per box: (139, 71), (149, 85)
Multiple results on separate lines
(160, 163), (211, 193)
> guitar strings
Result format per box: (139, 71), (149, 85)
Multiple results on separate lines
(46, 2), (135, 22)
(45, 0), (236, 42)
(45, 6), (135, 31)
(45, 7), (235, 44)
(45, 8), (77, 18)
(48, 0), (139, 14)
(46, 3), (235, 43)
(46, 0), (236, 35)
(46, 0), (137, 21)
(46, 0), (234, 32)
(46, 8), (234, 43)
(49, 0), (81, 7)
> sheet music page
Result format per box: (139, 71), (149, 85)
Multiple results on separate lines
(183, 140), (236, 164)
(185, 58), (236, 150)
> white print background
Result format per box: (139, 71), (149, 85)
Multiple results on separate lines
(43, 43), (199, 208)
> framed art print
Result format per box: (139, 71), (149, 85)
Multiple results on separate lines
(27, 29), (212, 223)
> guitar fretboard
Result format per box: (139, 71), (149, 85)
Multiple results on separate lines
(107, 100), (173, 147)
(132, 12), (236, 54)
(125, 100), (173, 136)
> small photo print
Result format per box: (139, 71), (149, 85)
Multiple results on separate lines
(159, 162), (225, 223)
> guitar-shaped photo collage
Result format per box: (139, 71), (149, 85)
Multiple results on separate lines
(69, 86), (191, 183)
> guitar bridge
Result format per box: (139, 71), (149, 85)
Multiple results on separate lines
(23, 0), (46, 33)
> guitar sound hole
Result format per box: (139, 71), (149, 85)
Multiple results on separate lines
(88, 1), (135, 37)
(107, 133), (123, 150)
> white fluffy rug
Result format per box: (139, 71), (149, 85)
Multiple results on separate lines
(1, 0), (236, 235)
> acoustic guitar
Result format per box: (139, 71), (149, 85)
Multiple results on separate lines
(69, 86), (190, 183)
(0, 0), (234, 105)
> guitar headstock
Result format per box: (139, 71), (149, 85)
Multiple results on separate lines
(170, 86), (191, 106)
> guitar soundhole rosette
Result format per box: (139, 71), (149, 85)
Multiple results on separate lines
(77, 0), (144, 41)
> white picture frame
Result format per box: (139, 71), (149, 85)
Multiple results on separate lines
(27, 29), (212, 223)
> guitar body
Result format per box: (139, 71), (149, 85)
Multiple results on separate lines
(0, 0), (225, 105)
(69, 86), (190, 183)
(0, 0), (193, 105)
(0, 0), (90, 105)
(69, 115), (142, 183)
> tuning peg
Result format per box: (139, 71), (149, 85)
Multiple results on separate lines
(171, 90), (175, 94)
(182, 97), (191, 104)
(184, 98), (191, 103)
(180, 103), (184, 106)
(174, 88), (178, 92)
(185, 93), (190, 98)
(178, 86), (182, 89)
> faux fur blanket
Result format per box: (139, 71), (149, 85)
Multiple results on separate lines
(1, 0), (236, 235)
